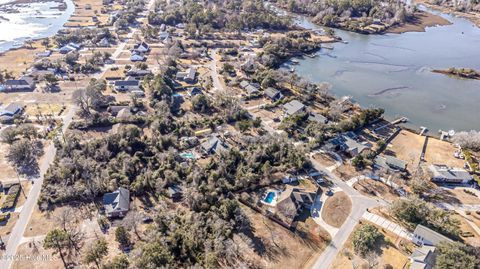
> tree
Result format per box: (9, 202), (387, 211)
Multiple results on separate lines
(102, 254), (129, 269)
(44, 73), (59, 91)
(191, 94), (210, 113)
(84, 239), (108, 268)
(115, 226), (131, 249)
(44, 229), (71, 268)
(435, 241), (477, 269)
(7, 139), (42, 172)
(352, 224), (383, 256)
(73, 86), (105, 117)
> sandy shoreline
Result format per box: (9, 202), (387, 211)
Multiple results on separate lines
(386, 10), (452, 34)
(414, 0), (480, 28)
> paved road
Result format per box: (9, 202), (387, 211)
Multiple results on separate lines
(0, 0), (157, 267)
(310, 158), (384, 269)
(0, 107), (75, 269)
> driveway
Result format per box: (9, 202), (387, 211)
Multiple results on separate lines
(310, 157), (384, 269)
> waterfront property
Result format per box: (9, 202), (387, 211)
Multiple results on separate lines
(283, 100), (306, 116)
(326, 133), (371, 157)
(428, 164), (473, 184)
(264, 87), (283, 101)
(412, 224), (453, 247)
(374, 155), (407, 172)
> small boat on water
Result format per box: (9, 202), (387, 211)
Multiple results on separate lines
(305, 53), (317, 58)
(321, 44), (334, 50)
(341, 40), (349, 44)
(291, 59), (299, 64)
(289, 67), (295, 73)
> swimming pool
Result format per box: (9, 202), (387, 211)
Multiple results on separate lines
(180, 152), (195, 159)
(264, 192), (276, 203)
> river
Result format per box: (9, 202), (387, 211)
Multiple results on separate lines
(0, 0), (75, 53)
(287, 7), (480, 133)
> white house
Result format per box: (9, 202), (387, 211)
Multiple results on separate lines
(428, 164), (473, 184)
(412, 224), (453, 247)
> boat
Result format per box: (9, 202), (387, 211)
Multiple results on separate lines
(289, 67), (295, 73)
(305, 53), (317, 58)
(321, 44), (334, 50)
(291, 59), (299, 64)
(341, 40), (349, 44)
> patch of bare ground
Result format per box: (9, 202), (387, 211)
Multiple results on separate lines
(312, 153), (336, 167)
(424, 137), (465, 168)
(322, 191), (352, 228)
(453, 213), (480, 247)
(387, 10), (452, 34)
(334, 163), (368, 181)
(239, 205), (329, 269)
(353, 178), (400, 202)
(387, 130), (424, 173)
(12, 241), (62, 269)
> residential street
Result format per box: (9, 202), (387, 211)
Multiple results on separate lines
(310, 158), (385, 269)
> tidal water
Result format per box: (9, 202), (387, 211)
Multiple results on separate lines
(291, 8), (480, 132)
(0, 0), (74, 53)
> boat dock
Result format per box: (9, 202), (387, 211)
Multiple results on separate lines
(391, 117), (408, 125)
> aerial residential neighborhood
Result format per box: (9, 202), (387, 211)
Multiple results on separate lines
(0, 0), (479, 268)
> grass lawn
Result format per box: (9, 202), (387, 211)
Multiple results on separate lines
(322, 191), (352, 228)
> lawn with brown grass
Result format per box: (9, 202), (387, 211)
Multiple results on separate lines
(424, 137), (465, 168)
(387, 130), (425, 173)
(322, 191), (352, 228)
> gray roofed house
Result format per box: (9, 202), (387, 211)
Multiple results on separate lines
(409, 245), (437, 269)
(4, 76), (35, 91)
(126, 69), (152, 78)
(264, 87), (283, 101)
(0, 103), (23, 117)
(102, 187), (130, 218)
(130, 53), (145, 62)
(109, 105), (130, 116)
(166, 184), (183, 201)
(132, 41), (150, 53)
(374, 155), (407, 172)
(239, 80), (250, 89)
(114, 80), (140, 91)
(201, 136), (228, 155)
(428, 164), (473, 184)
(245, 84), (260, 95)
(176, 67), (196, 83)
(327, 134), (370, 157)
(412, 224), (453, 247)
(283, 100), (306, 116)
(276, 188), (316, 226)
(308, 112), (328, 124)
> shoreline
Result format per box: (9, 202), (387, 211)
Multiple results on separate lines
(413, 0), (480, 28)
(386, 10), (452, 34)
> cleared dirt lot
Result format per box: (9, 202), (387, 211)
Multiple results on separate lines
(322, 191), (352, 228)
(240, 205), (328, 269)
(353, 179), (400, 202)
(424, 137), (465, 168)
(387, 130), (425, 172)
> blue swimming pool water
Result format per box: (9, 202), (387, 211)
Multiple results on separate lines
(180, 153), (195, 159)
(264, 192), (275, 203)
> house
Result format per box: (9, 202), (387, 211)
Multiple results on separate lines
(327, 134), (370, 157)
(239, 80), (250, 89)
(176, 67), (196, 83)
(264, 87), (283, 101)
(102, 187), (130, 218)
(240, 56), (257, 73)
(3, 76), (35, 91)
(412, 224), (453, 247)
(36, 50), (52, 57)
(308, 112), (328, 124)
(130, 53), (145, 62)
(245, 84), (260, 95)
(201, 136), (228, 155)
(126, 69), (152, 78)
(132, 42), (150, 53)
(188, 87), (202, 97)
(159, 31), (170, 43)
(114, 80), (140, 92)
(0, 103), (23, 117)
(283, 100), (306, 116)
(428, 164), (473, 184)
(166, 185), (183, 201)
(374, 155), (407, 172)
(276, 188), (315, 225)
(131, 90), (145, 98)
(98, 37), (111, 47)
(410, 245), (437, 269)
(59, 42), (81, 54)
(109, 105), (130, 116)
